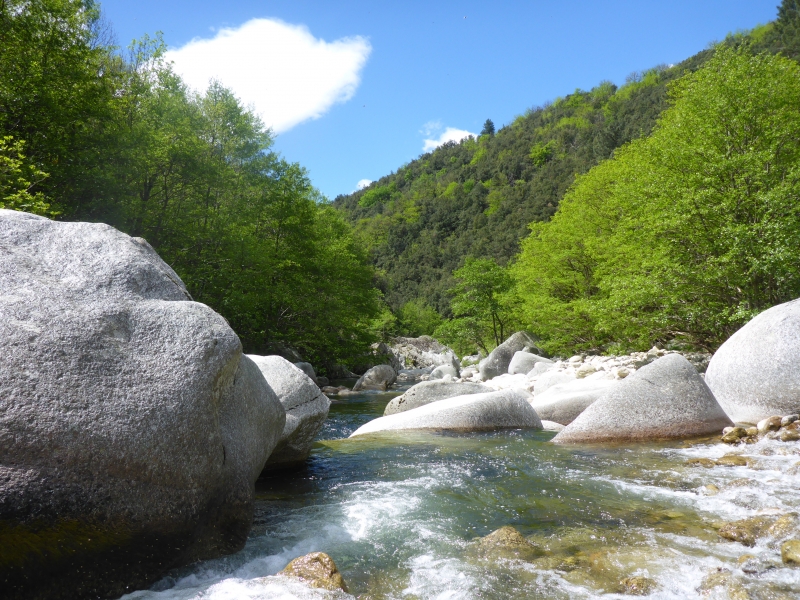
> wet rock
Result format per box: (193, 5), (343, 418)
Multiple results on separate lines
(782, 414), (799, 427)
(350, 389), (542, 437)
(781, 428), (800, 442)
(322, 385), (343, 395)
(757, 416), (783, 433)
(686, 458), (716, 468)
(479, 331), (542, 380)
(705, 298), (800, 423)
(279, 552), (349, 592)
(745, 426), (758, 436)
(384, 380), (490, 416)
(718, 516), (776, 547)
(697, 568), (730, 593)
(249, 355), (330, 470)
(475, 526), (545, 561)
(702, 484), (721, 495)
(529, 378), (618, 425)
(768, 514), (799, 539)
(0, 210), (285, 599)
(353, 364), (397, 391)
(715, 455), (751, 467)
(507, 351), (551, 375)
(781, 540), (800, 565)
(541, 420), (565, 432)
(618, 576), (656, 595)
(553, 354), (733, 443)
(722, 427), (749, 444)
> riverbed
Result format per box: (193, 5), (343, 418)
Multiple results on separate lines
(122, 387), (800, 599)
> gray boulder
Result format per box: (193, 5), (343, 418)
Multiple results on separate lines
(249, 355), (331, 469)
(706, 299), (800, 423)
(430, 364), (460, 380)
(508, 351), (552, 375)
(350, 389), (542, 437)
(553, 354), (733, 443)
(384, 380), (491, 415)
(0, 211), (285, 599)
(533, 370), (577, 395)
(479, 332), (542, 380)
(390, 336), (459, 370)
(353, 364), (397, 391)
(293, 361), (317, 383)
(529, 361), (555, 377)
(529, 378), (618, 425)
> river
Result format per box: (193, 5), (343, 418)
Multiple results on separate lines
(121, 386), (800, 599)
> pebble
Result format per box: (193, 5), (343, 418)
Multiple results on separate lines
(781, 540), (800, 566)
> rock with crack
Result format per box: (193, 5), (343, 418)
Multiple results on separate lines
(0, 210), (285, 599)
(249, 355), (331, 470)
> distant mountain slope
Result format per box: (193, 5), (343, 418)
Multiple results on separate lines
(333, 16), (792, 319)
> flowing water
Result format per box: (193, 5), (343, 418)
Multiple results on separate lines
(122, 387), (800, 600)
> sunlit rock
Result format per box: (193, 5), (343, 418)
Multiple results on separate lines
(383, 380), (490, 416)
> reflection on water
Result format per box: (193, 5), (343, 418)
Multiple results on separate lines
(122, 387), (800, 600)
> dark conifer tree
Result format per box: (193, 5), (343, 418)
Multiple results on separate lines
(480, 119), (495, 136)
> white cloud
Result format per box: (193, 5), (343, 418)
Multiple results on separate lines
(356, 179), (373, 190)
(422, 127), (476, 152)
(165, 18), (371, 133)
(420, 120), (443, 137)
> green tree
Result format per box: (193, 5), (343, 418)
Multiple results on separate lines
(0, 136), (53, 215)
(435, 257), (518, 354)
(480, 119), (495, 136)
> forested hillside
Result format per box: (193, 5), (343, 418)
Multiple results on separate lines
(334, 5), (800, 353)
(0, 0), (380, 368)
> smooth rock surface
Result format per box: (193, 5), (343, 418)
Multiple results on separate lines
(0, 210), (285, 599)
(293, 361), (317, 383)
(479, 332), (542, 380)
(383, 380), (490, 416)
(533, 370), (577, 395)
(430, 364), (460, 380)
(353, 364), (397, 391)
(350, 389), (542, 437)
(248, 355), (330, 469)
(529, 379), (619, 425)
(508, 351), (552, 375)
(553, 354), (733, 443)
(706, 298), (800, 423)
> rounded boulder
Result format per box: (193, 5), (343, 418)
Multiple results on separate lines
(384, 380), (491, 416)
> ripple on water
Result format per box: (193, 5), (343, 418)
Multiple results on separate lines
(121, 393), (800, 600)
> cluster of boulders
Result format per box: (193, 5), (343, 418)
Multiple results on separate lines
(0, 211), (331, 599)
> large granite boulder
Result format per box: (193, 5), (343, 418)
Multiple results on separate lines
(389, 336), (459, 370)
(529, 379), (619, 425)
(293, 361), (317, 383)
(478, 332), (542, 380)
(384, 380), (491, 416)
(353, 364), (397, 391)
(350, 389), (542, 437)
(0, 211), (285, 599)
(553, 354), (732, 443)
(248, 355), (330, 469)
(533, 370), (577, 395)
(706, 299), (800, 423)
(430, 364), (460, 380)
(508, 351), (552, 375)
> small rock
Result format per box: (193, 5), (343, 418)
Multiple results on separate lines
(745, 426), (758, 436)
(781, 540), (800, 565)
(722, 427), (749, 444)
(619, 576), (656, 596)
(768, 514), (799, 539)
(781, 414), (799, 427)
(697, 568), (729, 593)
(757, 416), (783, 433)
(715, 455), (750, 467)
(702, 484), (720, 495)
(568, 355), (583, 364)
(781, 429), (800, 442)
(575, 364), (597, 379)
(718, 516), (775, 547)
(279, 552), (349, 592)
(686, 458), (716, 468)
(322, 386), (341, 395)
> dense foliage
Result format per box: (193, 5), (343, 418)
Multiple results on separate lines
(513, 47), (800, 354)
(0, 0), (381, 367)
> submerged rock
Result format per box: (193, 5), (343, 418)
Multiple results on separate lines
(475, 526), (545, 561)
(553, 354), (733, 444)
(279, 552), (349, 592)
(383, 380), (490, 416)
(718, 516), (776, 547)
(248, 355), (330, 470)
(479, 332), (542, 380)
(706, 298), (800, 423)
(529, 378), (618, 425)
(353, 364), (397, 391)
(350, 389), (542, 437)
(618, 576), (656, 595)
(781, 540), (800, 566)
(0, 210), (285, 599)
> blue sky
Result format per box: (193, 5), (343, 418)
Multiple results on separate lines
(99, 1), (778, 199)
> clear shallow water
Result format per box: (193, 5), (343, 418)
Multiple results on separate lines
(122, 388), (800, 600)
